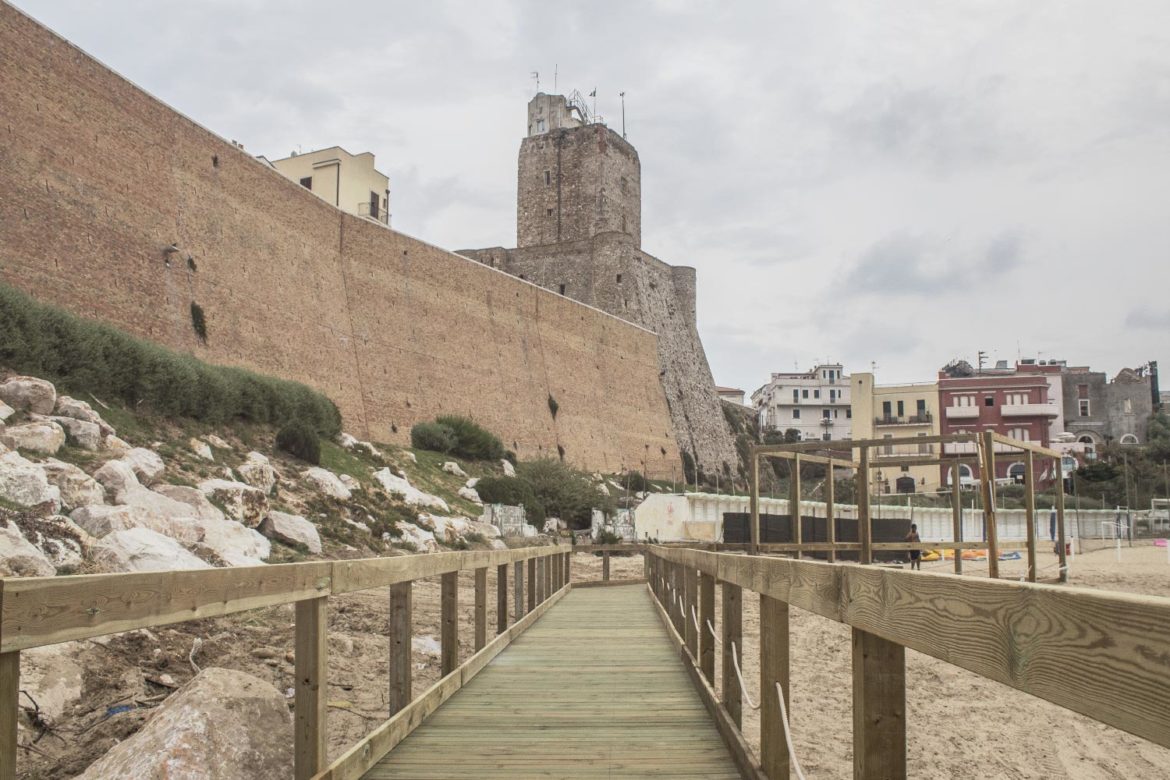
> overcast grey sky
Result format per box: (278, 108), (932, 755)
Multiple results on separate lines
(16, 0), (1169, 393)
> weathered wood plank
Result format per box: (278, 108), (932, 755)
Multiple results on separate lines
(699, 572), (716, 685)
(858, 447), (872, 564)
(441, 572), (458, 676)
(603, 550), (611, 581)
(685, 565), (698, 660)
(526, 557), (536, 613)
(951, 461), (963, 575)
(474, 567), (487, 652)
(1025, 450), (1037, 583)
(852, 628), (905, 779)
(0, 650), (17, 780)
(496, 564), (507, 635)
(721, 582), (742, 728)
(760, 595), (790, 779)
(295, 597), (328, 780)
(388, 582), (411, 717)
(981, 431), (1000, 579)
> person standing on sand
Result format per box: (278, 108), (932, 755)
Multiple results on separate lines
(905, 523), (921, 570)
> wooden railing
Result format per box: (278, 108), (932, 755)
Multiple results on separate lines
(645, 545), (1170, 779)
(0, 544), (574, 780)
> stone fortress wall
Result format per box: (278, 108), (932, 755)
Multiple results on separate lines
(0, 4), (682, 478)
(461, 95), (738, 477)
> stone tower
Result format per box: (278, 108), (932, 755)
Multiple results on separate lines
(460, 93), (738, 478)
(517, 93), (641, 249)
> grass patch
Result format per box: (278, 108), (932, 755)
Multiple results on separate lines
(318, 440), (380, 486)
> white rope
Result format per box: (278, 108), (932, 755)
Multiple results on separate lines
(706, 619), (721, 646)
(775, 682), (808, 780)
(731, 641), (761, 711)
(691, 604), (701, 633)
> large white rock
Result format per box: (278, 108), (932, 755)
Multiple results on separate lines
(259, 510), (322, 554)
(0, 522), (57, 576)
(76, 667), (293, 780)
(93, 459), (140, 501)
(338, 432), (359, 449)
(458, 486), (483, 504)
(198, 479), (269, 527)
(338, 473), (362, 493)
(102, 434), (131, 453)
(0, 376), (56, 415)
(237, 451), (276, 494)
(122, 447), (166, 484)
(0, 401), (14, 423)
(304, 467), (351, 500)
(53, 396), (115, 435)
(0, 420), (66, 455)
(189, 437), (214, 461)
(466, 519), (502, 539)
(197, 519), (270, 567)
(0, 450), (61, 510)
(46, 415), (102, 450)
(417, 513), (474, 544)
(40, 459), (105, 511)
(71, 504), (205, 545)
(442, 461), (468, 478)
(465, 477), (480, 488)
(501, 459), (516, 477)
(202, 433), (231, 450)
(5, 513), (90, 570)
(90, 527), (212, 572)
(373, 468), (449, 511)
(20, 643), (84, 722)
(152, 484), (227, 523)
(393, 521), (439, 553)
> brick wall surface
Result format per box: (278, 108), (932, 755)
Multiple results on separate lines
(0, 4), (681, 477)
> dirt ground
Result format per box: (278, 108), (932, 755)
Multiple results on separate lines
(14, 548), (629, 778)
(17, 546), (1170, 778)
(725, 544), (1170, 779)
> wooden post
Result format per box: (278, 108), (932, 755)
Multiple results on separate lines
(441, 572), (458, 676)
(858, 446), (872, 565)
(981, 431), (1000, 579)
(671, 563), (685, 636)
(1056, 461), (1068, 583)
(750, 453), (760, 555)
(826, 458), (837, 563)
(388, 582), (412, 716)
(566, 550), (572, 582)
(721, 582), (743, 728)
(603, 550), (611, 581)
(852, 628), (906, 779)
(699, 572), (715, 684)
(684, 566), (698, 660)
(497, 563), (508, 634)
(545, 552), (552, 598)
(760, 594), (791, 779)
(527, 557), (536, 613)
(791, 453), (802, 559)
(515, 560), (525, 617)
(1024, 451), (1037, 583)
(295, 597), (328, 780)
(474, 567), (487, 652)
(0, 650), (18, 780)
(952, 461), (963, 575)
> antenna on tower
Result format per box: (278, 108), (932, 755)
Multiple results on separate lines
(554, 64), (558, 92)
(619, 91), (626, 138)
(531, 70), (539, 92)
(589, 88), (597, 121)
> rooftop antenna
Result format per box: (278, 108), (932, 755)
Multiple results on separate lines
(589, 88), (597, 121)
(619, 91), (627, 138)
(531, 70), (539, 92)
(871, 361), (879, 372)
(554, 64), (558, 92)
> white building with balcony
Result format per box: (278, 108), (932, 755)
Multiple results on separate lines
(751, 363), (852, 441)
(266, 146), (390, 225)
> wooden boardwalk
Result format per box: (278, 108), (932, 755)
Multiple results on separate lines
(365, 584), (740, 779)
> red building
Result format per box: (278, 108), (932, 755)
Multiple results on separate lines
(938, 361), (1061, 485)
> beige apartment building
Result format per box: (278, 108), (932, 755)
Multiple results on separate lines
(851, 373), (942, 494)
(267, 147), (390, 225)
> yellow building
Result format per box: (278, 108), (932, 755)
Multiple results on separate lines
(850, 373), (941, 494)
(267, 147), (390, 224)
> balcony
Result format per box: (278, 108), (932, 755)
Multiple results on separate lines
(1001, 403), (1059, 418)
(819, 417), (834, 427)
(357, 202), (389, 225)
(945, 406), (979, 420)
(874, 413), (933, 426)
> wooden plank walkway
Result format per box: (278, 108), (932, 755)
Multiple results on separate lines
(365, 584), (740, 779)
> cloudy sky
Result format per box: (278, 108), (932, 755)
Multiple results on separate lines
(16, 0), (1169, 393)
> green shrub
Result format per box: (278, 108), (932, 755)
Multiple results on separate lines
(621, 470), (649, 493)
(276, 420), (321, 464)
(411, 421), (457, 453)
(516, 459), (614, 529)
(596, 529), (621, 545)
(0, 283), (341, 434)
(190, 302), (207, 343)
(434, 415), (506, 460)
(475, 476), (544, 525)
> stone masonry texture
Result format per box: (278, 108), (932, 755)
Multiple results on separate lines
(461, 116), (737, 477)
(0, 4), (681, 478)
